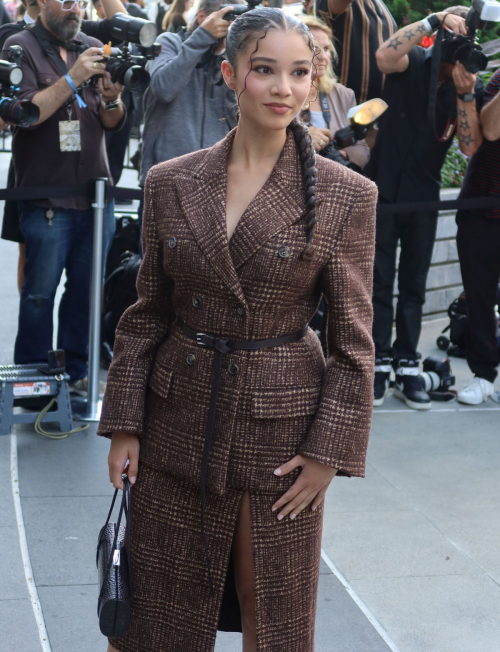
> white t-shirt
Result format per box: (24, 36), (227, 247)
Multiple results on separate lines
(309, 109), (327, 129)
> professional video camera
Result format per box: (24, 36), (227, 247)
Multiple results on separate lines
(0, 45), (39, 127)
(90, 13), (161, 93)
(440, 0), (500, 73)
(320, 98), (388, 171)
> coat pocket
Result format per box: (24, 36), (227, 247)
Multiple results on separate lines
(251, 384), (321, 419)
(147, 363), (173, 399)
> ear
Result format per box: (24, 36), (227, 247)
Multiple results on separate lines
(36, 0), (46, 10)
(221, 59), (236, 90)
(197, 9), (205, 25)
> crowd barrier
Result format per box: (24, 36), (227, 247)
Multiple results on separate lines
(1, 179), (499, 422)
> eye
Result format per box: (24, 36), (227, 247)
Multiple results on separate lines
(253, 65), (272, 74)
(294, 68), (310, 77)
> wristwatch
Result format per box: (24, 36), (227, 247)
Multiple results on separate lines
(101, 98), (121, 111)
(421, 13), (442, 33)
(457, 92), (476, 103)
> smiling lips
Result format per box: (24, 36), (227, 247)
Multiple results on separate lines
(264, 103), (292, 115)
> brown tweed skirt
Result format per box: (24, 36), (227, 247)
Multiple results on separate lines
(108, 462), (324, 652)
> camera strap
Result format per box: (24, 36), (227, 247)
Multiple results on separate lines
(427, 27), (457, 143)
(319, 92), (331, 129)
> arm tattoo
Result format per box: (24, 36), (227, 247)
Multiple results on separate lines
(387, 36), (403, 51)
(416, 24), (426, 35)
(461, 133), (474, 147)
(459, 119), (470, 130)
(457, 108), (467, 117)
(403, 29), (415, 41)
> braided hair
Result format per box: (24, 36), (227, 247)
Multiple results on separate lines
(225, 7), (319, 261)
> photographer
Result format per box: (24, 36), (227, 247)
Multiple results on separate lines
(366, 7), (484, 409)
(455, 68), (500, 404)
(3, 0), (127, 391)
(140, 0), (242, 189)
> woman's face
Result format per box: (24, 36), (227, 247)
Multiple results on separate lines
(310, 28), (332, 79)
(223, 29), (314, 131)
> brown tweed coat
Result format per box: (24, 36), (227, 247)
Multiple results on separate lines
(97, 127), (377, 652)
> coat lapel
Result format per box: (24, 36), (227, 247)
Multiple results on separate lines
(173, 128), (306, 303)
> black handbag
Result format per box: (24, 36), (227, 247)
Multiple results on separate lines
(96, 475), (133, 637)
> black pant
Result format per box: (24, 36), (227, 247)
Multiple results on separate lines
(456, 210), (500, 383)
(373, 208), (438, 361)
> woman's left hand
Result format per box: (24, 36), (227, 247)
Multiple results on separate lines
(271, 454), (338, 519)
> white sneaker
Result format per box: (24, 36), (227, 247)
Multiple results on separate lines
(457, 377), (494, 405)
(69, 376), (106, 397)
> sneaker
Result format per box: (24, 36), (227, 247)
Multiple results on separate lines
(374, 357), (392, 407)
(393, 359), (432, 410)
(457, 377), (494, 405)
(69, 376), (106, 397)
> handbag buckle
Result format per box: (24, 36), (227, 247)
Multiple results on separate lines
(196, 333), (208, 346)
(113, 550), (121, 567)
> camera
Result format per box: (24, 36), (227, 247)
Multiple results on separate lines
(221, 0), (262, 21)
(419, 356), (455, 394)
(440, 0), (500, 73)
(89, 41), (161, 94)
(0, 46), (40, 127)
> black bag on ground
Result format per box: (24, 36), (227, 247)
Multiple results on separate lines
(437, 292), (467, 357)
(96, 476), (133, 638)
(104, 215), (140, 280)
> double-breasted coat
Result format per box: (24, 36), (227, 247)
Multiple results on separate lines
(97, 127), (377, 652)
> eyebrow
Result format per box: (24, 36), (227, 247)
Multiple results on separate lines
(251, 56), (312, 66)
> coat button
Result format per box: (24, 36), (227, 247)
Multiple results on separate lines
(228, 363), (239, 375)
(186, 353), (196, 366)
(192, 296), (203, 308)
(278, 245), (291, 258)
(236, 302), (245, 316)
(168, 236), (177, 249)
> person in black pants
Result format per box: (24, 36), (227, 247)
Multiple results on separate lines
(366, 6), (483, 409)
(455, 68), (500, 405)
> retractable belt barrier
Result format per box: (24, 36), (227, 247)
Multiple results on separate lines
(0, 184), (498, 213)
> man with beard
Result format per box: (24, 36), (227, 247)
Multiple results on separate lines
(3, 0), (126, 394)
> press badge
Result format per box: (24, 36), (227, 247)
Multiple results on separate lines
(59, 106), (81, 152)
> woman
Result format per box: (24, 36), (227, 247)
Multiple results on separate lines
(98, 7), (377, 652)
(161, 0), (193, 33)
(301, 15), (370, 170)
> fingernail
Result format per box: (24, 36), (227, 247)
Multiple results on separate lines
(130, 477), (136, 484)
(277, 514), (284, 520)
(271, 506), (277, 512)
(290, 513), (296, 520)
(312, 506), (317, 511)
(274, 468), (281, 475)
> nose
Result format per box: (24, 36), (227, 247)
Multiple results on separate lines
(69, 2), (80, 14)
(271, 72), (292, 97)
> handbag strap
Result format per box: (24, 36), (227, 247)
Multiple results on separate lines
(97, 476), (131, 603)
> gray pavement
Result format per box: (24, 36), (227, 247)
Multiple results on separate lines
(1, 149), (499, 651)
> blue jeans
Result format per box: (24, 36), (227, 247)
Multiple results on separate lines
(14, 201), (116, 382)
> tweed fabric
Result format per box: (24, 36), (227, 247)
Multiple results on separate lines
(109, 463), (324, 652)
(97, 127), (377, 650)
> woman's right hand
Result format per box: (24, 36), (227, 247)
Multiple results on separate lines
(108, 431), (140, 490)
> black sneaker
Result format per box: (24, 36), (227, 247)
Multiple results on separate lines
(374, 357), (392, 407)
(394, 359), (432, 410)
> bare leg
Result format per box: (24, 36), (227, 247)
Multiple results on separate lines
(17, 243), (25, 295)
(232, 489), (257, 652)
(107, 644), (120, 652)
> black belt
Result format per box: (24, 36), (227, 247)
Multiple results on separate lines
(176, 317), (309, 596)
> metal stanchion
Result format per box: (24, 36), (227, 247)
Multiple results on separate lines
(72, 178), (107, 422)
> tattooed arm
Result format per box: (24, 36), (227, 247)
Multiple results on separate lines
(452, 62), (483, 156)
(376, 11), (467, 75)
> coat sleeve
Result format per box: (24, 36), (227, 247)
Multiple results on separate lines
(96, 167), (176, 439)
(297, 176), (377, 477)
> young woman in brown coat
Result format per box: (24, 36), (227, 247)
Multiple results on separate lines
(98, 7), (377, 651)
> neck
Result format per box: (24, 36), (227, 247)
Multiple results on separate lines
(229, 120), (287, 173)
(27, 8), (39, 19)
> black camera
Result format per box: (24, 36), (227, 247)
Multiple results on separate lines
(440, 0), (500, 73)
(419, 356), (456, 394)
(108, 12), (158, 48)
(0, 46), (40, 127)
(221, 0), (262, 21)
(91, 42), (161, 94)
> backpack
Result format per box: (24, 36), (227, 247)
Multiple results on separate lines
(0, 20), (24, 54)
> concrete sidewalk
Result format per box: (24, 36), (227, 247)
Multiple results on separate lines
(1, 158), (500, 651)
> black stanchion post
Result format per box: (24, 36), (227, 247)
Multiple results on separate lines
(72, 177), (107, 421)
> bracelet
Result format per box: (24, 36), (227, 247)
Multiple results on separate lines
(422, 13), (442, 33)
(100, 98), (121, 112)
(64, 73), (87, 109)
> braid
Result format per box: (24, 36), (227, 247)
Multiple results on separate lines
(288, 118), (318, 262)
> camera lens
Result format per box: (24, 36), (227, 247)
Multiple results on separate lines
(0, 98), (39, 127)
